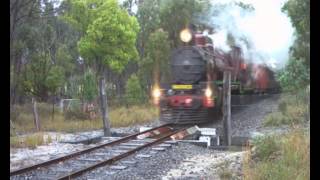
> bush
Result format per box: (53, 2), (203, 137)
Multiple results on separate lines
(263, 112), (292, 127)
(252, 135), (281, 161)
(125, 74), (147, 105)
(277, 58), (309, 92)
(63, 100), (89, 120)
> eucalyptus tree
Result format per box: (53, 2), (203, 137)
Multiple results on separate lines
(66, 0), (139, 135)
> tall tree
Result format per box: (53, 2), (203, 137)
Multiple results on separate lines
(136, 0), (161, 58)
(68, 0), (140, 135)
(279, 0), (310, 91)
(282, 0), (310, 66)
(10, 0), (41, 106)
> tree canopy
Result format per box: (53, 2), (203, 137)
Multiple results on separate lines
(279, 0), (310, 91)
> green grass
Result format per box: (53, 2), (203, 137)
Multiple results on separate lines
(243, 129), (310, 180)
(11, 103), (158, 134)
(263, 91), (309, 127)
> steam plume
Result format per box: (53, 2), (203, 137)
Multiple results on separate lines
(202, 0), (294, 70)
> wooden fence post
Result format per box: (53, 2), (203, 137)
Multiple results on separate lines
(32, 98), (40, 131)
(223, 71), (232, 146)
(99, 76), (111, 136)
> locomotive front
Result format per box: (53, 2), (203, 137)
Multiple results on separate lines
(152, 28), (218, 124)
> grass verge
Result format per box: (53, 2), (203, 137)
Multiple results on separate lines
(10, 132), (53, 149)
(11, 104), (158, 134)
(243, 128), (310, 180)
(263, 90), (309, 127)
(11, 104), (158, 149)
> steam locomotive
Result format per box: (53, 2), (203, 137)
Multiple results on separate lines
(152, 27), (279, 124)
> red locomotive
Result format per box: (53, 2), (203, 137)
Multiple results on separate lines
(152, 27), (280, 124)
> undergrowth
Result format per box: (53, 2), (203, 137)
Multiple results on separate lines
(243, 129), (310, 180)
(263, 89), (309, 127)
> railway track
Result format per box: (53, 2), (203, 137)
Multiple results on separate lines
(10, 124), (193, 180)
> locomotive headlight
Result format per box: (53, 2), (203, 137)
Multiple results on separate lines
(180, 28), (192, 43)
(152, 88), (161, 98)
(205, 88), (212, 97)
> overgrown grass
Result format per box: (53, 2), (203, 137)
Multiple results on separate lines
(243, 129), (310, 180)
(263, 89), (309, 127)
(10, 132), (53, 149)
(11, 103), (158, 134)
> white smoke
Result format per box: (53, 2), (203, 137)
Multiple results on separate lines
(208, 30), (231, 52)
(202, 0), (294, 70)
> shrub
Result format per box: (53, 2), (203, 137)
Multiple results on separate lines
(251, 135), (281, 161)
(63, 101), (89, 120)
(263, 112), (291, 127)
(277, 58), (309, 92)
(124, 74), (147, 105)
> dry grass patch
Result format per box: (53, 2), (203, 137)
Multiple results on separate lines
(10, 133), (53, 149)
(12, 103), (158, 134)
(109, 105), (158, 127)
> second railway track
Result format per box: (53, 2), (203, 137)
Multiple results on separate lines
(10, 124), (192, 180)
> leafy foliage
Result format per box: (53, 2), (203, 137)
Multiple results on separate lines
(138, 29), (171, 92)
(125, 74), (146, 105)
(82, 68), (97, 102)
(72, 0), (140, 74)
(279, 0), (310, 91)
(46, 66), (65, 95)
(277, 59), (309, 92)
(136, 0), (161, 57)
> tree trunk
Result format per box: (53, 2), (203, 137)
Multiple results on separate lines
(223, 71), (232, 146)
(32, 97), (40, 131)
(99, 75), (111, 136)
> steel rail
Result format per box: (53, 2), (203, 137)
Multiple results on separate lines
(57, 126), (190, 180)
(10, 123), (172, 176)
